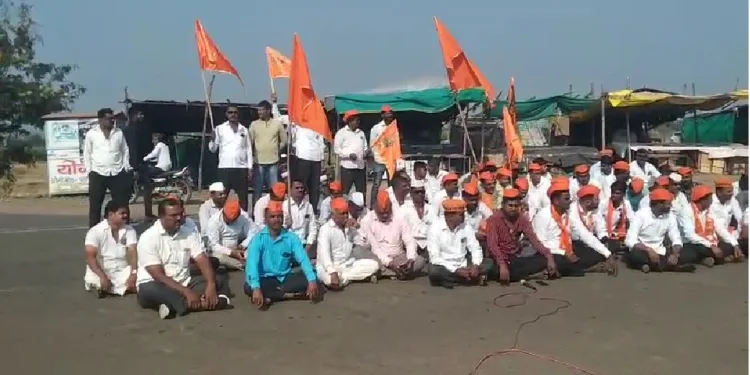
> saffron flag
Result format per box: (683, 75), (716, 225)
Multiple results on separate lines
(288, 34), (331, 140)
(194, 20), (243, 86)
(265, 46), (292, 79)
(433, 17), (496, 103)
(503, 77), (523, 164)
(373, 120), (402, 180)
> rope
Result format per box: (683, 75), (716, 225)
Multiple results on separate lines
(467, 285), (601, 375)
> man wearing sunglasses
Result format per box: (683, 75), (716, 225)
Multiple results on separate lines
(209, 105), (253, 211)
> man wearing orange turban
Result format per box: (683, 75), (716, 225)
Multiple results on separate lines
(315, 198), (380, 289)
(590, 149), (614, 180)
(624, 188), (696, 273)
(431, 172), (462, 217)
(569, 164), (592, 201)
(245, 200), (321, 310)
(426, 199), (493, 288)
(595, 181), (634, 257)
(525, 162), (552, 221)
(253, 182), (287, 226)
(680, 184), (743, 265)
(359, 190), (425, 280)
(334, 109), (367, 198)
(462, 181), (494, 236)
(205, 199), (259, 270)
(478, 171), (498, 209)
(317, 181), (345, 225)
(531, 180), (617, 277)
(711, 177), (744, 247)
(626, 177), (646, 210)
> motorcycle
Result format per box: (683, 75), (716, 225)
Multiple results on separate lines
(129, 165), (193, 204)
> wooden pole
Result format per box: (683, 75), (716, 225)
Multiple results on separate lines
(455, 100), (478, 170)
(270, 76), (276, 95)
(600, 93), (606, 150)
(625, 77), (632, 162)
(197, 73), (216, 190)
(692, 82), (698, 143)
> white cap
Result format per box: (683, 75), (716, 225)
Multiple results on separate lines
(320, 175), (328, 183)
(410, 179), (425, 188)
(669, 173), (682, 183)
(209, 182), (225, 192)
(348, 192), (365, 207)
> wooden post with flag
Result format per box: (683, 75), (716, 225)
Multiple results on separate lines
(265, 46), (292, 95)
(503, 77), (523, 184)
(433, 16), (495, 170)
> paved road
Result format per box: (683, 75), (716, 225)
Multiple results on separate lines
(0, 214), (747, 375)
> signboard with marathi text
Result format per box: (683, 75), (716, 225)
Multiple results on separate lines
(47, 149), (88, 195)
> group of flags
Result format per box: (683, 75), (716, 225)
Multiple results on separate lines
(193, 17), (522, 180)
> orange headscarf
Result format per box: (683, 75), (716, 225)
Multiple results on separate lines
(223, 199), (241, 221)
(551, 206), (573, 256)
(692, 203), (718, 246)
(271, 182), (287, 199)
(267, 200), (284, 214)
(606, 201), (627, 240)
(330, 197), (349, 214)
(376, 190), (392, 211)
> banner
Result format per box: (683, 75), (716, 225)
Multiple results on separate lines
(47, 149), (88, 195)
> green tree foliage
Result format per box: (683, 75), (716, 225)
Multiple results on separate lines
(0, 1), (85, 185)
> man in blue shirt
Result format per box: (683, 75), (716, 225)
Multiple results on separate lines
(244, 200), (322, 310)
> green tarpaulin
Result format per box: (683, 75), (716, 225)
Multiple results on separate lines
(681, 110), (738, 144)
(491, 95), (597, 121)
(333, 87), (486, 114)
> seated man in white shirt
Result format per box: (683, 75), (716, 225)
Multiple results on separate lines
(461, 181), (494, 235)
(595, 181), (634, 256)
(136, 199), (232, 319)
(532, 179), (617, 277)
(712, 177), (744, 241)
(254, 182), (287, 225)
(284, 179), (318, 259)
(680, 185), (743, 266)
(569, 164), (592, 201)
(84, 200), (138, 297)
(427, 199), (492, 288)
(425, 157), (448, 202)
(315, 198), (380, 289)
(206, 199), (260, 270)
(629, 148), (661, 186)
(431, 172), (461, 217)
(638, 176), (671, 211)
(624, 188), (696, 273)
(398, 179), (435, 259)
(317, 181), (344, 225)
(525, 163), (551, 220)
(198, 182), (228, 237)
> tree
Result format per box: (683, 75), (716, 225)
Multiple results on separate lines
(0, 1), (86, 189)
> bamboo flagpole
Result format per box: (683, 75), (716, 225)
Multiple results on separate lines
(197, 73), (216, 190)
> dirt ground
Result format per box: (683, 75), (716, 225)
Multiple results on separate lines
(0, 213), (747, 375)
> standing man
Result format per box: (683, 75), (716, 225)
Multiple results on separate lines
(369, 105), (397, 207)
(83, 108), (133, 227)
(630, 148), (661, 186)
(209, 105), (254, 212)
(250, 100), (287, 206)
(123, 109), (145, 174)
(333, 110), (368, 195)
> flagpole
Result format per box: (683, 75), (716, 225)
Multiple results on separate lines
(198, 72), (216, 191)
(454, 100), (478, 170)
(269, 75), (276, 95)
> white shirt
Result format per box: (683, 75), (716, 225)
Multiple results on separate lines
(205, 209), (258, 256)
(398, 201), (436, 248)
(198, 199), (222, 236)
(84, 220), (137, 294)
(672, 191), (690, 221)
(465, 202), (493, 231)
(624, 209), (682, 255)
(569, 178), (602, 202)
(431, 189), (462, 217)
(592, 172), (616, 201)
(209, 121), (254, 169)
(272, 103), (325, 162)
(317, 196), (333, 225)
(594, 199), (634, 239)
(589, 161), (603, 179)
(425, 171), (448, 202)
(350, 208), (369, 248)
(370, 121), (387, 164)
(333, 126), (368, 169)
(526, 180), (551, 220)
(136, 220), (206, 288)
(680, 204), (737, 247)
(569, 202), (597, 240)
(283, 198), (318, 245)
(142, 142), (172, 171)
(254, 194), (271, 224)
(427, 219), (483, 273)
(387, 186), (411, 209)
(83, 125), (131, 176)
(629, 161), (660, 186)
(532, 206), (611, 257)
(710, 195), (744, 236)
(316, 220), (358, 274)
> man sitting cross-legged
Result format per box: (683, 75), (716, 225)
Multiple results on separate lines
(315, 198), (380, 290)
(485, 189), (559, 284)
(427, 199), (494, 288)
(84, 200), (138, 297)
(624, 188), (697, 273)
(205, 199), (260, 271)
(136, 199), (232, 319)
(244, 200), (322, 310)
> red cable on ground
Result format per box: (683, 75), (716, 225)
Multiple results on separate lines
(467, 287), (601, 375)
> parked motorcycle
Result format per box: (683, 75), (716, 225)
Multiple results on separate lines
(129, 166), (193, 204)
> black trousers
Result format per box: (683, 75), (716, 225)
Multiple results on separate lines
(88, 171), (132, 227)
(428, 259), (494, 286)
(626, 247), (697, 271)
(682, 241), (735, 265)
(137, 273), (231, 317)
(553, 241), (607, 277)
(490, 253), (549, 282)
(217, 168), (249, 212)
(292, 156), (321, 214)
(740, 238), (748, 256)
(243, 272), (323, 302)
(340, 167), (366, 196)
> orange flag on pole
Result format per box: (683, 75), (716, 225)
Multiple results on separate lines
(194, 20), (243, 86)
(265, 46), (292, 79)
(433, 17), (496, 103)
(373, 120), (402, 180)
(503, 77), (523, 164)
(288, 34), (331, 141)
